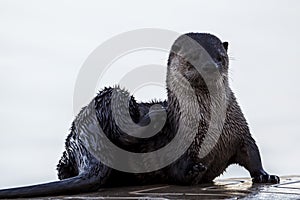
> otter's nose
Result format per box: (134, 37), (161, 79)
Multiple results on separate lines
(201, 62), (219, 74)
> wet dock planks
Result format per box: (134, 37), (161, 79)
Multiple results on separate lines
(28, 176), (300, 200)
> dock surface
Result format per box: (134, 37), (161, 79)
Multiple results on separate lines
(24, 176), (300, 199)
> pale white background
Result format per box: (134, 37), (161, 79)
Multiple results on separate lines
(0, 0), (299, 188)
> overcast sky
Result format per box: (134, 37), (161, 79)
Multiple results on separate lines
(0, 0), (299, 188)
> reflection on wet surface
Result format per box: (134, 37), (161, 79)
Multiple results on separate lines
(31, 176), (300, 200)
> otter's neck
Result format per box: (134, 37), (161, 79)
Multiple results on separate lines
(166, 65), (229, 127)
(165, 64), (230, 158)
(166, 68), (203, 119)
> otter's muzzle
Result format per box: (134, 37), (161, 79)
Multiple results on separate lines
(201, 61), (219, 74)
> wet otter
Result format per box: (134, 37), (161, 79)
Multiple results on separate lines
(0, 33), (279, 198)
(161, 33), (280, 184)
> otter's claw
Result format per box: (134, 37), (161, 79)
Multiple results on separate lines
(187, 164), (206, 176)
(252, 175), (280, 184)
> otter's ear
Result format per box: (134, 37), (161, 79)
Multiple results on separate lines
(223, 42), (229, 51)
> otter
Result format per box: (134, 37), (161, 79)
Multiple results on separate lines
(0, 33), (279, 199)
(159, 33), (280, 184)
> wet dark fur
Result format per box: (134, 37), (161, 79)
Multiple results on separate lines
(0, 33), (279, 199)
(162, 33), (279, 184)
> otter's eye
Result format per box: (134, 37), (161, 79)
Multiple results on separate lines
(217, 56), (223, 62)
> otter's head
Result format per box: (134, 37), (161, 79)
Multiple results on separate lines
(167, 33), (229, 89)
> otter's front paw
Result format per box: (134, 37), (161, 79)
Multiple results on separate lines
(187, 163), (206, 176)
(184, 163), (207, 185)
(252, 174), (280, 184)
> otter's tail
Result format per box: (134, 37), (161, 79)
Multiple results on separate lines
(0, 172), (103, 199)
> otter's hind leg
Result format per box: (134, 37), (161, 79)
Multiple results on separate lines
(235, 137), (280, 184)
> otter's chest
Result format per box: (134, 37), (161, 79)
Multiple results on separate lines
(179, 94), (235, 160)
